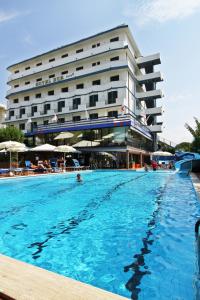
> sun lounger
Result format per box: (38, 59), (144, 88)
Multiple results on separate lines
(65, 159), (90, 171)
(0, 169), (10, 177)
(50, 159), (62, 173)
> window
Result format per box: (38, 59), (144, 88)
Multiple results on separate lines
(92, 61), (100, 67)
(89, 94), (98, 107)
(43, 120), (49, 125)
(49, 74), (55, 78)
(36, 62), (42, 66)
(61, 53), (68, 58)
(90, 113), (98, 120)
(110, 56), (119, 61)
(110, 75), (119, 82)
(25, 66), (30, 70)
(110, 37), (119, 42)
(58, 118), (65, 123)
(108, 91), (118, 104)
(49, 58), (55, 62)
(61, 70), (68, 75)
(36, 78), (42, 82)
(92, 79), (101, 85)
(76, 48), (83, 53)
(58, 101), (65, 112)
(13, 98), (19, 104)
(24, 96), (29, 101)
(36, 93), (41, 98)
(76, 66), (83, 71)
(73, 98), (81, 109)
(14, 84), (19, 88)
(19, 123), (25, 130)
(20, 108), (25, 117)
(48, 90), (54, 96)
(31, 106), (37, 116)
(92, 43), (100, 48)
(61, 87), (68, 93)
(14, 70), (19, 74)
(73, 116), (81, 122)
(25, 81), (30, 85)
(44, 103), (51, 114)
(9, 110), (14, 117)
(76, 83), (84, 89)
(108, 111), (118, 118)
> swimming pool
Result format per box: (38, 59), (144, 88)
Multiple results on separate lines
(0, 171), (199, 299)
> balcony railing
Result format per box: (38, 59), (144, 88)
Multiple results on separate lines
(8, 41), (126, 82)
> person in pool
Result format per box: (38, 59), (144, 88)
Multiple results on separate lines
(76, 173), (82, 182)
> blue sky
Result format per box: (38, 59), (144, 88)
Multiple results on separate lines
(0, 0), (200, 144)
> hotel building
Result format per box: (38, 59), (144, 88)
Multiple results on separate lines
(5, 24), (163, 167)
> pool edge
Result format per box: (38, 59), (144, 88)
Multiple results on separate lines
(191, 172), (200, 201)
(0, 254), (129, 300)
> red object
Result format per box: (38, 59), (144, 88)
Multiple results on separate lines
(151, 161), (158, 169)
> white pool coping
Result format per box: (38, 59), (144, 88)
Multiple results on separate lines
(0, 254), (128, 300)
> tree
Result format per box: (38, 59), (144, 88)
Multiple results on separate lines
(175, 142), (191, 152)
(0, 126), (24, 143)
(185, 117), (200, 152)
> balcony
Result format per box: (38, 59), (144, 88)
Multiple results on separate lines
(137, 107), (162, 117)
(136, 71), (163, 84)
(6, 61), (128, 97)
(136, 89), (163, 101)
(8, 41), (126, 82)
(136, 53), (161, 68)
(147, 124), (162, 133)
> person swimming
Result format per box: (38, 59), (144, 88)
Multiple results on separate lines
(76, 173), (82, 182)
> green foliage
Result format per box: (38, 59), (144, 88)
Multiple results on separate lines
(0, 126), (24, 143)
(185, 117), (200, 152)
(175, 142), (191, 152)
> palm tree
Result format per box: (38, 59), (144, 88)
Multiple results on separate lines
(185, 117), (200, 152)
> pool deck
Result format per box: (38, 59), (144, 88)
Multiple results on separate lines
(191, 172), (200, 200)
(0, 254), (128, 300)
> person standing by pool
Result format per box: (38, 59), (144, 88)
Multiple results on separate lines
(144, 163), (149, 171)
(151, 161), (158, 171)
(76, 173), (82, 182)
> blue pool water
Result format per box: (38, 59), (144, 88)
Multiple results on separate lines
(0, 170), (200, 299)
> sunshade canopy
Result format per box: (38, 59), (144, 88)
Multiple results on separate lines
(55, 145), (80, 153)
(31, 144), (56, 151)
(0, 141), (25, 150)
(73, 140), (100, 147)
(54, 132), (74, 140)
(152, 151), (173, 156)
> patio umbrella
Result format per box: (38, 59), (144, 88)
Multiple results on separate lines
(102, 133), (114, 139)
(30, 144), (56, 151)
(54, 145), (81, 172)
(99, 152), (116, 160)
(6, 146), (29, 168)
(0, 141), (25, 150)
(54, 132), (74, 140)
(152, 151), (172, 156)
(73, 140), (100, 147)
(0, 141), (26, 170)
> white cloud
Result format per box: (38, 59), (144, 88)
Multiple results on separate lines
(24, 33), (33, 46)
(0, 11), (19, 23)
(124, 0), (200, 25)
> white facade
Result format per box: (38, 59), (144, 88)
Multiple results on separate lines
(0, 104), (6, 128)
(5, 25), (163, 147)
